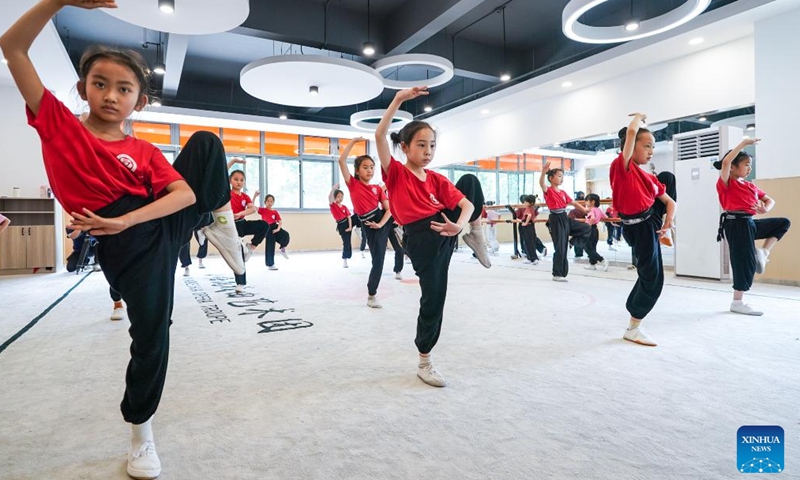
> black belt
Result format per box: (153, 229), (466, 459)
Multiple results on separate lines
(717, 211), (753, 242)
(358, 207), (381, 222)
(549, 208), (566, 214)
(619, 207), (654, 226)
(336, 217), (349, 225)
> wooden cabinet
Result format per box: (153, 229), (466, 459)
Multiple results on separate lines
(0, 198), (57, 273)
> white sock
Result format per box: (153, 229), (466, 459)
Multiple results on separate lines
(628, 319), (642, 331)
(732, 299), (744, 306)
(131, 417), (154, 448)
(419, 354), (431, 367)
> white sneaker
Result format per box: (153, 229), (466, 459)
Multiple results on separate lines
(601, 259), (610, 271)
(280, 247), (289, 259)
(198, 259), (205, 269)
(235, 284), (244, 294)
(202, 221), (245, 275)
(532, 259), (539, 265)
(627, 264), (636, 270)
(462, 231), (491, 268)
(242, 244), (252, 263)
(730, 302), (764, 316)
(367, 296), (382, 309)
(623, 327), (657, 346)
(395, 272), (402, 280)
(183, 266), (190, 277)
(343, 259), (348, 268)
(196, 228), (207, 247)
(755, 248), (768, 274)
(110, 307), (126, 321)
(523, 259), (533, 264)
(268, 265), (278, 271)
(584, 264), (597, 270)
(552, 276), (568, 282)
(127, 441), (161, 480)
(417, 363), (446, 387)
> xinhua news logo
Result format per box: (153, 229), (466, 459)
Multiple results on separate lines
(738, 426), (784, 474)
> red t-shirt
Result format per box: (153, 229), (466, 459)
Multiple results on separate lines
(230, 191), (252, 215)
(258, 207), (282, 224)
(716, 177), (765, 214)
(345, 176), (386, 215)
(609, 153), (666, 215)
(330, 202), (351, 222)
(605, 206), (619, 218)
(521, 206), (537, 222)
(26, 89), (182, 214)
(382, 157), (464, 225)
(544, 188), (573, 210)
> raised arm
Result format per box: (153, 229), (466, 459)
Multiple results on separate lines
(621, 113), (647, 169)
(338, 139), (364, 185)
(227, 157), (245, 169)
(328, 184), (338, 204)
(375, 87), (428, 171)
(719, 138), (759, 186)
(0, 0), (117, 115)
(540, 161), (550, 194)
(571, 200), (589, 214)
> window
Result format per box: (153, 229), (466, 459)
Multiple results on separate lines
(265, 132), (299, 156)
(302, 161), (334, 208)
(180, 124), (220, 147)
(499, 172), (521, 205)
(477, 171), (497, 204)
(336, 138), (367, 157)
(133, 122), (171, 145)
(304, 137), (331, 156)
(267, 159), (300, 208)
(222, 128), (260, 155)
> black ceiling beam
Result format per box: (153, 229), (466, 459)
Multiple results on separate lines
(382, 0), (488, 55)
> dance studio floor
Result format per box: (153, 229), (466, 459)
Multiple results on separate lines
(1, 245), (797, 479)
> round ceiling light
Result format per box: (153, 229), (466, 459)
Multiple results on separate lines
(241, 55), (385, 108)
(103, 0), (248, 35)
(562, 0), (711, 44)
(371, 54), (454, 90)
(350, 109), (413, 132)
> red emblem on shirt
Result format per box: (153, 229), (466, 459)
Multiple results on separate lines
(116, 154), (138, 173)
(429, 193), (440, 205)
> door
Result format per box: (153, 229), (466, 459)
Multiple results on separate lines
(0, 226), (28, 269)
(26, 226), (55, 268)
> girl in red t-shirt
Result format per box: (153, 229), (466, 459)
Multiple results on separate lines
(715, 138), (790, 315)
(255, 192), (291, 269)
(2, 2), (247, 477)
(610, 113), (676, 347)
(539, 162), (590, 281)
(329, 184), (353, 267)
(375, 86), (490, 388)
(338, 137), (393, 308)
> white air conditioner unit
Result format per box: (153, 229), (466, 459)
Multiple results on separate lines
(673, 126), (743, 280)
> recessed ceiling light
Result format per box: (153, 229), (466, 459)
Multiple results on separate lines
(153, 63), (166, 75)
(500, 73), (511, 82)
(689, 37), (704, 45)
(309, 86), (319, 96)
(279, 114), (288, 120)
(424, 106), (432, 113)
(151, 100), (162, 108)
(562, 81), (573, 88)
(698, 116), (707, 122)
(481, 109), (490, 114)
(158, 0), (175, 14)
(553, 142), (561, 148)
(625, 21), (640, 31)
(746, 123), (755, 131)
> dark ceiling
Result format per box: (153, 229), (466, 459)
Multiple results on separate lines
(54, 0), (742, 126)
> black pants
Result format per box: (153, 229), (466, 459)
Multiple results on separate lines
(178, 226), (210, 267)
(622, 214), (663, 320)
(95, 131), (231, 424)
(549, 213), (591, 277)
(265, 223), (290, 267)
(388, 219), (404, 274)
(519, 223), (539, 262)
(405, 174), (483, 354)
(585, 225), (605, 265)
(507, 206), (521, 256)
(235, 219), (268, 247)
(361, 210), (391, 296)
(725, 216), (790, 292)
(336, 220), (352, 259)
(351, 214), (367, 252)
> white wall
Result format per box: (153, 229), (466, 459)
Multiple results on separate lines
(0, 86), (48, 198)
(433, 36), (755, 168)
(754, 6), (800, 179)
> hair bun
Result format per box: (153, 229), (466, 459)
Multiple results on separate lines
(712, 160), (723, 170)
(389, 132), (401, 142)
(617, 127), (627, 139)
